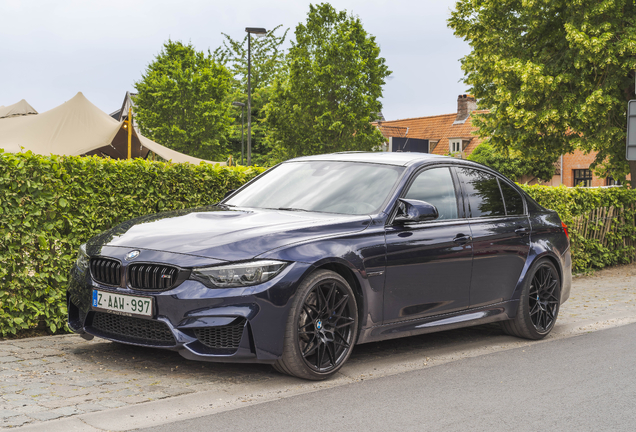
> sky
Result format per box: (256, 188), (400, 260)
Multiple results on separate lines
(0, 0), (471, 121)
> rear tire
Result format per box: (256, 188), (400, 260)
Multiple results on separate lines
(274, 270), (358, 380)
(501, 259), (560, 340)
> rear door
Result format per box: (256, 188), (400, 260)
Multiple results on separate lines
(454, 167), (531, 308)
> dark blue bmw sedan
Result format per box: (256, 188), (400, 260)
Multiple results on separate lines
(67, 152), (571, 380)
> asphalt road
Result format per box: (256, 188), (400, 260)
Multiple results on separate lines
(139, 322), (636, 432)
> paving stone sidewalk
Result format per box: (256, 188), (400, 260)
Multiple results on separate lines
(1, 263), (636, 429)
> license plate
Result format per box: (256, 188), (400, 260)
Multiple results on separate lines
(92, 290), (153, 317)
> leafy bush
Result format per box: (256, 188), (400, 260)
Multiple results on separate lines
(0, 151), (264, 336)
(1, 151), (634, 337)
(520, 185), (636, 272)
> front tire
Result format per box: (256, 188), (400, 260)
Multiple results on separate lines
(274, 270), (358, 380)
(502, 259), (561, 340)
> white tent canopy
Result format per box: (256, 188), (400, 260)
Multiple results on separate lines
(0, 92), (224, 165)
(0, 99), (38, 119)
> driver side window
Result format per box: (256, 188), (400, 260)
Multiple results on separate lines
(404, 168), (459, 220)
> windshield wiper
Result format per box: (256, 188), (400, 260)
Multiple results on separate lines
(276, 207), (308, 212)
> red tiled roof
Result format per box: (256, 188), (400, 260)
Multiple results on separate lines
(377, 124), (408, 139)
(375, 110), (488, 156)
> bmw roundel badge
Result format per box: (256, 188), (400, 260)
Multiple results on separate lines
(125, 250), (140, 261)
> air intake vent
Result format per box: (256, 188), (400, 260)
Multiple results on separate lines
(129, 264), (179, 291)
(90, 258), (122, 286)
(194, 318), (246, 350)
(90, 312), (175, 346)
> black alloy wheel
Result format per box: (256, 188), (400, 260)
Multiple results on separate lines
(298, 279), (355, 372)
(501, 259), (561, 340)
(528, 265), (559, 333)
(274, 270), (358, 380)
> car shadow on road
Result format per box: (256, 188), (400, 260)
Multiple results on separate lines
(347, 323), (508, 364)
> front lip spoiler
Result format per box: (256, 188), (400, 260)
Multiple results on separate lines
(79, 314), (275, 364)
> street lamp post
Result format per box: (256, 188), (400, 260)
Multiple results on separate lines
(232, 101), (245, 165)
(245, 27), (267, 166)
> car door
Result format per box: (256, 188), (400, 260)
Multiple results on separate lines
(383, 166), (473, 324)
(454, 167), (531, 308)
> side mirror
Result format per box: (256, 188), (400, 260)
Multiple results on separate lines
(394, 199), (439, 223)
(223, 189), (236, 199)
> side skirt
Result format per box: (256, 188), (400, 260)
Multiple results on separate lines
(356, 300), (518, 345)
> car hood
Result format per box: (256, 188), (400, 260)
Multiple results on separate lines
(88, 205), (372, 261)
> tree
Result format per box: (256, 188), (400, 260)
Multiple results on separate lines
(448, 0), (636, 186)
(213, 26), (289, 165)
(265, 3), (391, 158)
(467, 142), (556, 183)
(134, 40), (233, 161)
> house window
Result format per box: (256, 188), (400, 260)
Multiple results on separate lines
(450, 139), (462, 153)
(606, 177), (621, 186)
(573, 169), (593, 187)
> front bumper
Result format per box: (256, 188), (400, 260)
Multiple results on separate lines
(67, 247), (311, 364)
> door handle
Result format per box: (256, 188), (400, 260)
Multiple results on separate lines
(453, 234), (472, 244)
(515, 227), (530, 236)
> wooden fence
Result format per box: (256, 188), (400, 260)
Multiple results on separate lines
(570, 205), (636, 263)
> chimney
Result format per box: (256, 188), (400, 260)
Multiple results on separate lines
(454, 94), (477, 124)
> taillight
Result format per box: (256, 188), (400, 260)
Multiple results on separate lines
(561, 222), (569, 239)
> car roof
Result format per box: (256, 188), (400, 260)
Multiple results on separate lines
(287, 152), (451, 166)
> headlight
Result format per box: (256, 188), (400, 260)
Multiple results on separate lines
(191, 260), (288, 288)
(76, 243), (89, 272)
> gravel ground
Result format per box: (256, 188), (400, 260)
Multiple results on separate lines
(2, 262), (636, 429)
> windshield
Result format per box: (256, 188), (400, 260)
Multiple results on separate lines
(225, 161), (404, 215)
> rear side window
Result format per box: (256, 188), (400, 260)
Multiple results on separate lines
(456, 168), (506, 218)
(500, 181), (525, 215)
(404, 168), (458, 220)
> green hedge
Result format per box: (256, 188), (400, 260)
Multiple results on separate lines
(0, 151), (264, 336)
(1, 151), (635, 336)
(520, 185), (636, 272)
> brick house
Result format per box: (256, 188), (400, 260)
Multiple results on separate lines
(376, 95), (623, 187)
(376, 95), (484, 158)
